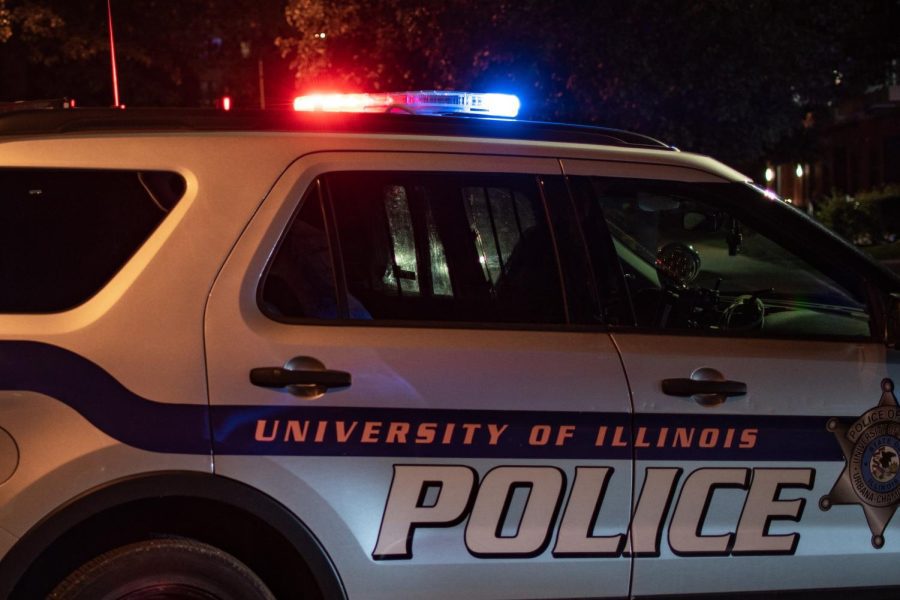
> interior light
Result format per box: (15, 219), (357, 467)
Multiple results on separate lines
(764, 167), (774, 183)
(795, 164), (803, 178)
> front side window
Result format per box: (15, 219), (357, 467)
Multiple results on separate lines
(576, 177), (871, 339)
(262, 171), (569, 325)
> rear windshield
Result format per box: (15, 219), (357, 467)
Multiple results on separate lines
(0, 168), (185, 313)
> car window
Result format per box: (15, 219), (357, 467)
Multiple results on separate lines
(261, 171), (571, 325)
(262, 182), (347, 319)
(578, 176), (871, 339)
(0, 168), (185, 313)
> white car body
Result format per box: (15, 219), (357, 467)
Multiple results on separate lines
(0, 108), (897, 599)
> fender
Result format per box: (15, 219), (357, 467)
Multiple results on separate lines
(0, 471), (345, 599)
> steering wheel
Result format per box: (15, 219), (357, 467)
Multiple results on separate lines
(720, 292), (766, 331)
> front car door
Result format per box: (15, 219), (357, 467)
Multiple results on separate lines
(205, 152), (633, 599)
(562, 157), (900, 596)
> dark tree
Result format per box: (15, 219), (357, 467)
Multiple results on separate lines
(1, 0), (896, 168)
(0, 0), (289, 107)
(277, 0), (899, 166)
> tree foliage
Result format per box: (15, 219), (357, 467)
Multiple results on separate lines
(277, 0), (899, 165)
(817, 184), (900, 246)
(0, 1), (896, 167)
(0, 0), (287, 107)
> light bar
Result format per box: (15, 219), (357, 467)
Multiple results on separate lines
(292, 90), (521, 118)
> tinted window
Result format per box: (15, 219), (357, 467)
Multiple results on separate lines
(578, 177), (871, 338)
(263, 171), (570, 325)
(0, 169), (185, 313)
(262, 182), (347, 319)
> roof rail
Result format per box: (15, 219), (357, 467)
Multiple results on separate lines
(0, 98), (76, 114)
(0, 107), (673, 150)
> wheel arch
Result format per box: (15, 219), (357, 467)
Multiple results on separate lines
(0, 471), (346, 599)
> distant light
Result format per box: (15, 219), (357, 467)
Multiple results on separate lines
(795, 164), (803, 178)
(221, 96), (232, 111)
(764, 167), (774, 183)
(314, 32), (326, 39)
(292, 90), (521, 118)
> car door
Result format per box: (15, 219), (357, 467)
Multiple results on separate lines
(562, 158), (900, 597)
(204, 152), (633, 599)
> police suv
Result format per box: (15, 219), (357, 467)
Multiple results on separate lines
(0, 91), (899, 599)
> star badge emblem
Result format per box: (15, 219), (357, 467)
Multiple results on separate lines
(820, 378), (900, 549)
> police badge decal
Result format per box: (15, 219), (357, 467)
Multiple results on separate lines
(820, 378), (900, 548)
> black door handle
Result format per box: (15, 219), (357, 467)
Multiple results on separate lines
(662, 378), (747, 397)
(250, 367), (351, 390)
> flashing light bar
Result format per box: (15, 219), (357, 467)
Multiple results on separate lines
(292, 91), (521, 118)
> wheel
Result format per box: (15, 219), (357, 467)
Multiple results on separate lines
(48, 537), (276, 600)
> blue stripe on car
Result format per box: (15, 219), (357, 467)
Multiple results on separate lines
(0, 341), (846, 461)
(0, 341), (210, 454)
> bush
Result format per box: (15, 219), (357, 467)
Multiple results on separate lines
(816, 190), (877, 245)
(816, 184), (900, 246)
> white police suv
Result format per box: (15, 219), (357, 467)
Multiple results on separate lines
(0, 91), (899, 599)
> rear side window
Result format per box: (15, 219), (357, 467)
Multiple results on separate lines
(262, 171), (570, 325)
(0, 169), (185, 313)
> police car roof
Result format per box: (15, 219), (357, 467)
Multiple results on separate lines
(0, 107), (672, 150)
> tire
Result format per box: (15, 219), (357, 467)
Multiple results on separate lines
(48, 537), (276, 600)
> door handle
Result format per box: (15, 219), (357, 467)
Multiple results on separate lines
(250, 367), (351, 389)
(661, 378), (747, 397)
(661, 367), (746, 406)
(250, 356), (351, 397)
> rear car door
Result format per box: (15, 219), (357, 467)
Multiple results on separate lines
(562, 157), (900, 596)
(205, 152), (633, 599)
